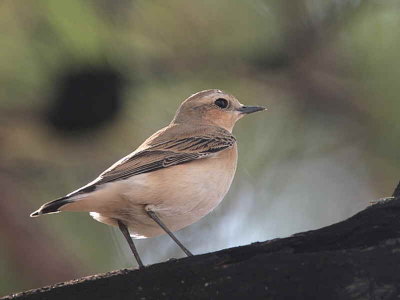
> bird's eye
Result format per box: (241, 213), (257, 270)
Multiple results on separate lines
(214, 98), (229, 109)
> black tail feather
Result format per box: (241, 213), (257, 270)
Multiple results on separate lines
(30, 196), (72, 217)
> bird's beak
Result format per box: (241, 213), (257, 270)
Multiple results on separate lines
(237, 105), (266, 114)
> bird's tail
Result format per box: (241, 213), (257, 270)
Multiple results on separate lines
(30, 196), (72, 217)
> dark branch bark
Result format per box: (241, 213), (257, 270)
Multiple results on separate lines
(3, 182), (400, 300)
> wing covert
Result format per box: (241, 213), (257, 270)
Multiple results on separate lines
(71, 133), (236, 196)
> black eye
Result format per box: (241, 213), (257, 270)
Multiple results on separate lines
(214, 98), (228, 109)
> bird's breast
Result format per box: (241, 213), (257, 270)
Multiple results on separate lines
(145, 145), (237, 213)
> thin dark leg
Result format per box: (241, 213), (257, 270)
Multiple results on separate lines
(117, 220), (144, 269)
(146, 210), (193, 257)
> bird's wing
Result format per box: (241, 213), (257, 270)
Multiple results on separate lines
(99, 135), (236, 182)
(70, 133), (236, 196)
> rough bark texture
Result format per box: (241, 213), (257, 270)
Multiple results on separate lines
(3, 182), (400, 300)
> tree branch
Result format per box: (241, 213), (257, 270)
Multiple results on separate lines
(3, 181), (400, 300)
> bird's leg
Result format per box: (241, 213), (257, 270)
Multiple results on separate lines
(117, 220), (144, 269)
(146, 210), (193, 257)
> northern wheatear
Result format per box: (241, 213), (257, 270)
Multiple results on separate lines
(31, 89), (265, 268)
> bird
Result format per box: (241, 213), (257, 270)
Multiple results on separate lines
(31, 89), (266, 268)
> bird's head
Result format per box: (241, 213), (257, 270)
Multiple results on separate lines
(172, 89), (266, 132)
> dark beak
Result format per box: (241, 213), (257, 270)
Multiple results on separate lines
(237, 105), (266, 114)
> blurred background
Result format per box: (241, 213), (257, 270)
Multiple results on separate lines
(1, 0), (399, 296)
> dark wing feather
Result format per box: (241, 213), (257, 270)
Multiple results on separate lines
(72, 134), (236, 196)
(98, 150), (203, 183)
